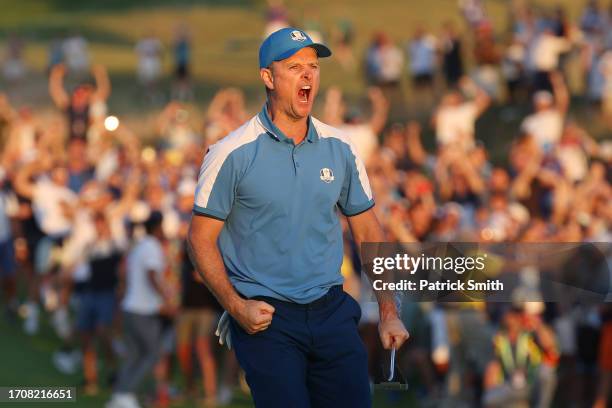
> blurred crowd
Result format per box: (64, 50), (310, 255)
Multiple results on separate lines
(0, 1), (611, 408)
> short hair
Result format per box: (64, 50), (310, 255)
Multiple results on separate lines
(144, 210), (163, 235)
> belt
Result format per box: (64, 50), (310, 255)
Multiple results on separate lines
(246, 285), (344, 311)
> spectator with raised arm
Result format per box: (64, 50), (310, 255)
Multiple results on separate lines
(324, 86), (389, 167)
(432, 76), (491, 151)
(49, 63), (110, 143)
(13, 154), (77, 338)
(520, 70), (569, 152)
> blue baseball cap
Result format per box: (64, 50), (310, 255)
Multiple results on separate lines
(259, 27), (332, 69)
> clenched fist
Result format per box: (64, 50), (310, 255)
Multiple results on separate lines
(233, 299), (275, 334)
(379, 316), (410, 350)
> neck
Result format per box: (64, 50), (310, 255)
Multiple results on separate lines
(267, 101), (308, 144)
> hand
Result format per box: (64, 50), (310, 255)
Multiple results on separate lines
(159, 301), (178, 317)
(215, 311), (232, 349)
(458, 75), (476, 91)
(326, 86), (343, 103)
(52, 63), (66, 77)
(367, 86), (384, 101)
(405, 121), (421, 137)
(91, 63), (107, 76)
(378, 315), (410, 350)
(231, 299), (275, 334)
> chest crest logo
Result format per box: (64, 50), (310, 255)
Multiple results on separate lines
(320, 168), (335, 183)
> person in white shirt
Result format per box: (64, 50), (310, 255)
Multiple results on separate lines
(323, 86), (389, 167)
(14, 159), (77, 272)
(107, 211), (172, 408)
(432, 76), (491, 150)
(520, 71), (569, 152)
(14, 158), (78, 336)
(377, 38), (404, 87)
(62, 35), (90, 75)
(530, 28), (571, 91)
(366, 32), (404, 88)
(135, 34), (163, 101)
(135, 35), (162, 85)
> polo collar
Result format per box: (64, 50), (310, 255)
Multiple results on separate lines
(258, 103), (319, 144)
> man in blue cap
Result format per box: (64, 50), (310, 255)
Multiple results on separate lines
(188, 27), (409, 407)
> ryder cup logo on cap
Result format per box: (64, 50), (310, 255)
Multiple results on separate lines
(290, 30), (307, 42)
(259, 27), (332, 69)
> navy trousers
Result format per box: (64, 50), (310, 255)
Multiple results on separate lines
(230, 285), (372, 408)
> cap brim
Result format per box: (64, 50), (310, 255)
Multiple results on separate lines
(310, 43), (332, 58)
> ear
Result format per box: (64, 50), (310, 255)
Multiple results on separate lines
(260, 68), (274, 91)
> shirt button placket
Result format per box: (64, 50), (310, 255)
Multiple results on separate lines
(292, 145), (300, 174)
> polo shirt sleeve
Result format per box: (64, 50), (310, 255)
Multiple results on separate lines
(337, 139), (375, 216)
(193, 144), (241, 221)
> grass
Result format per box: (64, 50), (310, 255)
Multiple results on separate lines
(0, 313), (253, 407)
(0, 314), (418, 407)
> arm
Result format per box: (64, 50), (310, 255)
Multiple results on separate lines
(452, 154), (485, 195)
(156, 102), (177, 136)
(474, 86), (491, 118)
(511, 152), (542, 200)
(0, 93), (16, 123)
(109, 168), (141, 218)
(114, 124), (141, 165)
(384, 208), (418, 242)
(549, 70), (569, 115)
(2, 125), (23, 169)
(323, 87), (344, 126)
(434, 150), (453, 200)
(49, 64), (69, 109)
(147, 268), (171, 301)
(458, 76), (490, 117)
(367, 86), (389, 136)
(13, 161), (41, 200)
(431, 106), (439, 130)
(205, 89), (230, 120)
(405, 121), (427, 166)
(91, 64), (111, 102)
(187, 215), (275, 334)
(578, 129), (601, 158)
(346, 208), (410, 350)
(484, 360), (503, 389)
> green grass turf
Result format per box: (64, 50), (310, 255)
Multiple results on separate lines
(0, 314), (418, 407)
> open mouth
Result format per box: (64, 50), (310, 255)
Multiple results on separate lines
(298, 85), (311, 103)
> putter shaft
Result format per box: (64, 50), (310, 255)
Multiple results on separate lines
(388, 348), (396, 381)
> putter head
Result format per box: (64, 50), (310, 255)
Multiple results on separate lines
(374, 381), (409, 391)
(373, 347), (409, 391)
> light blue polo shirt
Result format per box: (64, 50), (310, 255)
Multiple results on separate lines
(193, 104), (374, 304)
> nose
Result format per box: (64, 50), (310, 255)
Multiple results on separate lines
(302, 67), (313, 80)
